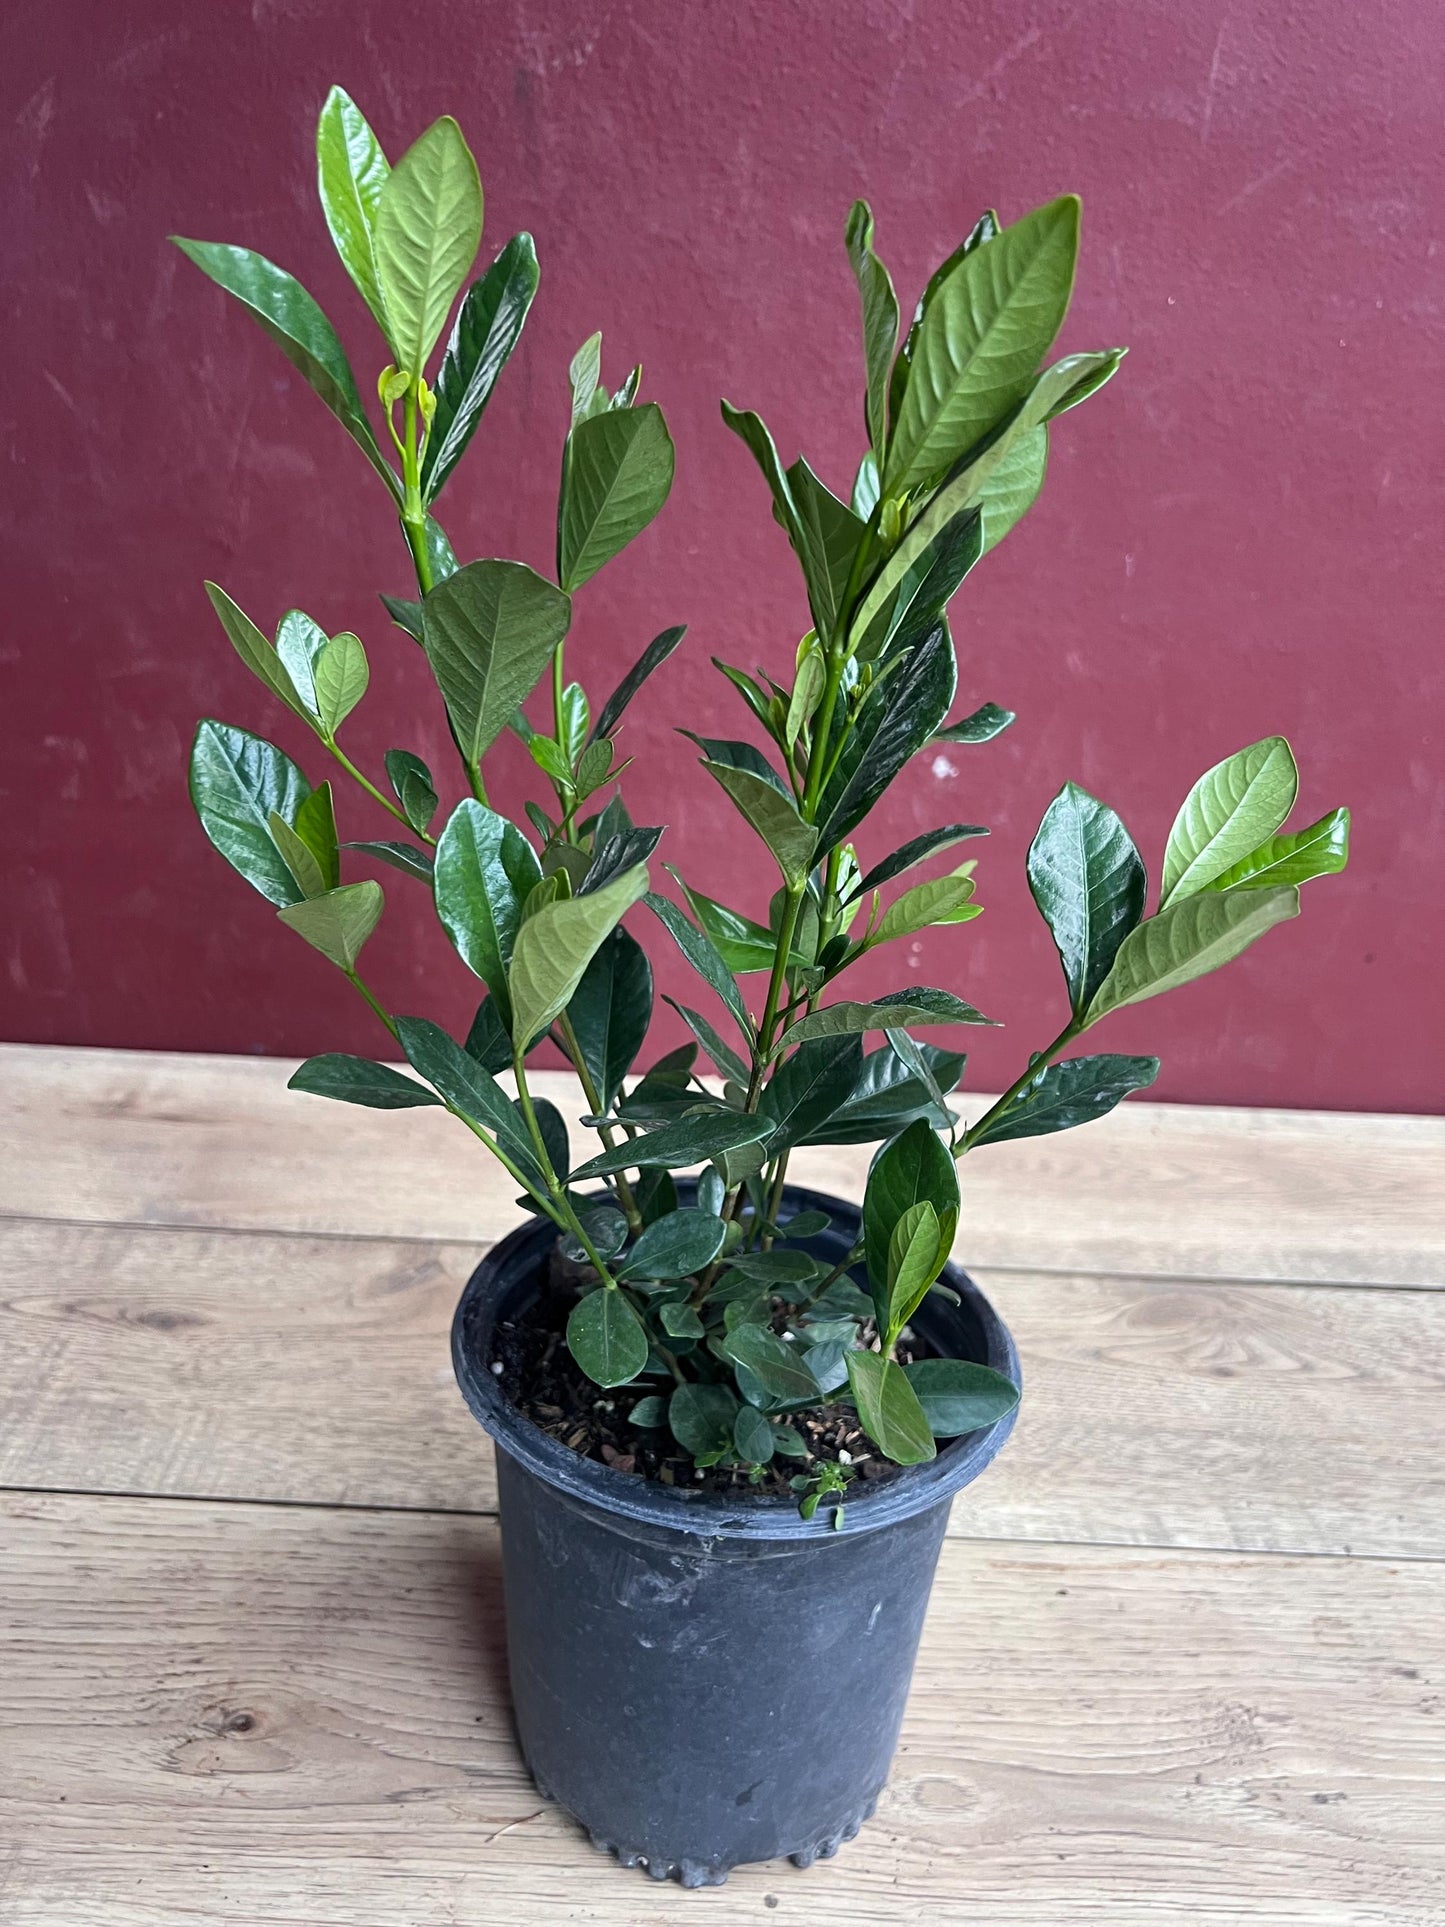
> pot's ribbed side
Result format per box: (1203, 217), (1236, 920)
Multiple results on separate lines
(451, 1185), (1021, 1882)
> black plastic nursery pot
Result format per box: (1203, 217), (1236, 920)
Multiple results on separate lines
(451, 1182), (1020, 1887)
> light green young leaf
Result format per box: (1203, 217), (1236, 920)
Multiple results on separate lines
(1161, 738), (1300, 904)
(375, 116), (483, 374)
(1086, 886), (1300, 1024)
(886, 1199), (946, 1340)
(205, 582), (306, 718)
(508, 863), (650, 1050)
(873, 868), (978, 944)
(316, 85), (392, 343)
(293, 782), (340, 890)
(863, 1115), (959, 1300)
(568, 331), (603, 424)
(844, 199), (900, 461)
(559, 403), (676, 591)
(846, 1349), (937, 1464)
(979, 423), (1048, 553)
(421, 559), (571, 772)
(886, 195), (1080, 493)
(267, 809), (328, 899)
(1207, 807), (1351, 892)
(313, 631), (369, 736)
(701, 761), (816, 888)
(277, 880), (384, 970)
(786, 639), (827, 749)
(189, 720), (311, 906)
(433, 799), (543, 1026)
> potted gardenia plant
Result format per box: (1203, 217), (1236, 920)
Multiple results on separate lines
(177, 90), (1351, 1887)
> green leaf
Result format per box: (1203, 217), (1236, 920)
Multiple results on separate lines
(760, 1036), (865, 1150)
(374, 115), (482, 375)
(903, 1358), (1019, 1437)
(288, 1053), (440, 1109)
(277, 880), (383, 970)
(719, 1324), (821, 1405)
(274, 609), (329, 713)
(568, 331), (602, 423)
(522, 1095), (570, 1185)
(701, 761), (816, 888)
(856, 825), (987, 895)
(863, 1116), (959, 1300)
(665, 870), (781, 974)
(1207, 807), (1351, 892)
(786, 640), (827, 749)
(970, 1053), (1160, 1147)
(343, 838), (433, 883)
(380, 593), (425, 641)
(508, 864), (650, 1050)
(395, 1014), (542, 1182)
(267, 810), (327, 898)
(1086, 887), (1301, 1024)
(559, 402), (676, 591)
(815, 624), (957, 849)
(385, 749), (437, 834)
(315, 86), (392, 342)
(421, 559), (571, 772)
(464, 994), (514, 1073)
(1161, 738), (1300, 904)
(433, 799), (542, 1027)
(775, 987), (994, 1055)
(886, 195), (1080, 493)
(933, 702), (1015, 745)
(205, 582), (306, 718)
(644, 892), (753, 1036)
(1027, 782), (1146, 1016)
(567, 927), (653, 1108)
(846, 1350), (936, 1464)
(571, 1109), (774, 1182)
(567, 1288), (649, 1387)
(886, 1199), (946, 1339)
(189, 720), (311, 906)
(844, 199), (900, 461)
(579, 826), (662, 896)
(618, 1207), (728, 1281)
(590, 625), (687, 741)
(787, 457), (868, 640)
(663, 998), (751, 1085)
(313, 631), (369, 736)
(422, 232), (540, 500)
(668, 1382), (738, 1457)
(734, 1404), (776, 1465)
(171, 239), (397, 497)
(873, 868), (979, 944)
(888, 208), (998, 430)
(660, 1300), (705, 1339)
(630, 1395), (668, 1428)
(719, 403), (803, 551)
(978, 424), (1048, 553)
(293, 782), (340, 890)
(719, 1249), (821, 1288)
(800, 1041), (965, 1145)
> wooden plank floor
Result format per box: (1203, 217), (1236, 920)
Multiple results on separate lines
(1, 1044), (1442, 1923)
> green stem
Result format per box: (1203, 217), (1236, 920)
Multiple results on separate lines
(958, 1017), (1082, 1155)
(554, 1012), (644, 1233)
(512, 1054), (627, 1288)
(326, 741), (435, 845)
(345, 969), (399, 1041)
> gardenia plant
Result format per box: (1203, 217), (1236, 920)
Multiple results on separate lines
(180, 91), (1351, 1523)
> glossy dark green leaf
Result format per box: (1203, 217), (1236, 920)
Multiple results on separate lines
(662, 998), (751, 1085)
(702, 761), (816, 888)
(665, 868), (800, 975)
(422, 232), (539, 499)
(863, 1116), (959, 1300)
(315, 86), (392, 342)
(380, 592), (425, 641)
(775, 987), (993, 1055)
(668, 1382), (738, 1456)
(971, 1052), (1160, 1147)
(579, 826), (663, 896)
(433, 799), (542, 1026)
(344, 838), (433, 882)
(853, 504), (982, 664)
(559, 402), (676, 591)
(425, 515), (457, 582)
(374, 115), (482, 375)
(843, 199), (899, 461)
(733, 1404), (776, 1465)
(384, 749), (437, 834)
(1207, 807), (1351, 892)
(719, 402), (803, 550)
(1161, 738), (1299, 905)
(589, 625), (687, 742)
(171, 238), (398, 497)
(287, 1053), (440, 1109)
(760, 1036), (864, 1150)
(682, 732), (791, 796)
(464, 994), (513, 1072)
(618, 1207), (728, 1281)
(644, 892), (753, 1037)
(1087, 885), (1301, 1023)
(395, 1014), (542, 1183)
(560, 1205), (629, 1264)
(510, 864), (650, 1050)
(568, 927), (653, 1108)
(421, 560), (571, 772)
(1028, 781), (1146, 1017)
(886, 195), (1080, 493)
(189, 720), (311, 907)
(933, 702), (1015, 746)
(815, 624), (956, 850)
(903, 1358), (1019, 1437)
(571, 1109), (773, 1182)
(718, 1249), (821, 1288)
(800, 1041), (965, 1145)
(787, 456), (868, 640)
(856, 824), (987, 895)
(719, 1324), (820, 1405)
(567, 1287), (649, 1387)
(660, 1300), (705, 1338)
(276, 880), (383, 970)
(846, 1349), (937, 1464)
(204, 582), (306, 718)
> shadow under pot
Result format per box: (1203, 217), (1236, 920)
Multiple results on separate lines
(451, 1180), (1019, 1887)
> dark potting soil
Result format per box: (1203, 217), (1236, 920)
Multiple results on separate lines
(490, 1243), (914, 1502)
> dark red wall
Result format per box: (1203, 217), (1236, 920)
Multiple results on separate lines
(3, 0), (1442, 1110)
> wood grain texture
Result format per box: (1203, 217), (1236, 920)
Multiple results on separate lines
(3, 1216), (1441, 1558)
(2, 1492), (1442, 1927)
(2, 1044), (1441, 1283)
